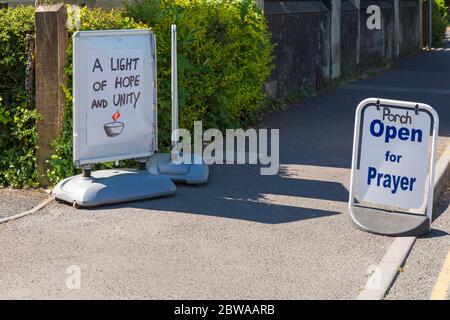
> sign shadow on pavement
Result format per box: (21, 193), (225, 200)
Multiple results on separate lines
(91, 163), (348, 224)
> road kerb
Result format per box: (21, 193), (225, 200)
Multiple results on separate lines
(357, 143), (450, 300)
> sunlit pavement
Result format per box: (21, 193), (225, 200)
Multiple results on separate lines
(387, 186), (450, 300)
(0, 42), (449, 299)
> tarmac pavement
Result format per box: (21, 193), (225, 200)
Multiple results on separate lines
(0, 189), (48, 220)
(386, 185), (450, 300)
(0, 46), (449, 299)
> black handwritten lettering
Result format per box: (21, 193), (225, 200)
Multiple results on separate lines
(115, 75), (141, 89)
(92, 58), (103, 72)
(111, 57), (140, 71)
(93, 80), (107, 92)
(133, 92), (141, 108)
(91, 99), (108, 109)
(113, 92), (141, 108)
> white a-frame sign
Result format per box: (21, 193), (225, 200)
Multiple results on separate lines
(349, 98), (439, 236)
(53, 30), (176, 207)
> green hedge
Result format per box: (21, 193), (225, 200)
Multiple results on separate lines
(48, 0), (273, 183)
(0, 6), (39, 188)
(124, 0), (273, 142)
(0, 2), (273, 186)
(432, 0), (449, 46)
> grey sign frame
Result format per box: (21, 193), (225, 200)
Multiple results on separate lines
(348, 98), (439, 236)
(73, 29), (158, 167)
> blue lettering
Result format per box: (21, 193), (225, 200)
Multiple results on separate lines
(366, 166), (417, 193)
(368, 119), (423, 144)
(385, 126), (397, 143)
(367, 167), (377, 185)
(370, 120), (384, 137)
(398, 128), (409, 141)
(391, 175), (401, 194)
(411, 128), (423, 142)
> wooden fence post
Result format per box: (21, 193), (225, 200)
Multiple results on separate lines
(35, 4), (68, 186)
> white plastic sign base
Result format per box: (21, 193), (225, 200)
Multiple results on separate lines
(148, 153), (209, 185)
(348, 98), (439, 236)
(53, 169), (176, 208)
(52, 30), (177, 208)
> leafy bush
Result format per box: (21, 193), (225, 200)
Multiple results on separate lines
(124, 0), (273, 146)
(48, 1), (273, 183)
(0, 2), (273, 185)
(0, 6), (39, 188)
(432, 0), (449, 46)
(47, 7), (147, 183)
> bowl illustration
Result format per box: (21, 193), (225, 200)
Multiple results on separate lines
(104, 121), (125, 137)
(104, 111), (124, 137)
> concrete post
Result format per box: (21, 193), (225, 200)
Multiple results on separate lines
(35, 4), (68, 186)
(393, 0), (401, 58)
(331, 0), (341, 79)
(429, 0), (432, 49)
(419, 0), (423, 49)
(255, 0), (264, 10)
(350, 0), (361, 65)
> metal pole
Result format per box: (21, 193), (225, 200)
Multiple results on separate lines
(171, 24), (179, 148)
(153, 36), (158, 152)
(429, 0), (432, 49)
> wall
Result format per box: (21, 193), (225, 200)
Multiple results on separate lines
(264, 1), (331, 97)
(265, 0), (421, 97)
(6, 0), (423, 97)
(399, 0), (421, 56)
(341, 0), (359, 76)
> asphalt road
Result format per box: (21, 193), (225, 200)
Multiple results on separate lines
(0, 46), (449, 299)
(0, 189), (49, 220)
(386, 185), (450, 300)
(0, 165), (394, 299)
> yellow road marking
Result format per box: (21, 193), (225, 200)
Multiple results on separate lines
(430, 249), (450, 300)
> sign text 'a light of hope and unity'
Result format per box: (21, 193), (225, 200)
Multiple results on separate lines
(87, 50), (146, 145)
(74, 30), (156, 166)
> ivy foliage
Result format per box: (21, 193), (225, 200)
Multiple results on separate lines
(0, 6), (39, 188)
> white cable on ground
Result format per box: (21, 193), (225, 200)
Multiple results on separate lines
(0, 196), (53, 225)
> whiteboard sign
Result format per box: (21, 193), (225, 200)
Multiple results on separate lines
(350, 98), (438, 210)
(73, 30), (157, 166)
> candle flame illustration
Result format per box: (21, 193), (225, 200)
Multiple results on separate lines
(112, 110), (121, 121)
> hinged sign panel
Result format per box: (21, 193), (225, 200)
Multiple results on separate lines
(351, 98), (438, 210)
(73, 29), (157, 166)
